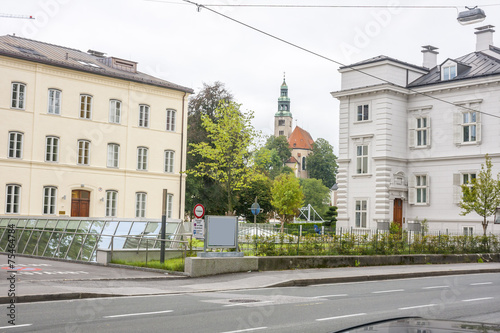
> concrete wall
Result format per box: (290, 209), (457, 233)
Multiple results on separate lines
(184, 254), (500, 277)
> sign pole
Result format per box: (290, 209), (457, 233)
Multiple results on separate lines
(160, 189), (167, 264)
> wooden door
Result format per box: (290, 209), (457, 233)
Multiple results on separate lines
(71, 190), (90, 217)
(393, 198), (403, 227)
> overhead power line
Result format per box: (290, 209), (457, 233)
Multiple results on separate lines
(180, 0), (500, 119)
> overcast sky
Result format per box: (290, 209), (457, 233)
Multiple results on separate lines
(2, 0), (500, 154)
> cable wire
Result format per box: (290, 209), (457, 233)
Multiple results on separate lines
(181, 0), (500, 119)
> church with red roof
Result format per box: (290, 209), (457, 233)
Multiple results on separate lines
(274, 76), (314, 178)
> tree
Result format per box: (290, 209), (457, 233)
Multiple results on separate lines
(254, 135), (292, 179)
(187, 101), (256, 215)
(185, 82), (233, 216)
(235, 177), (273, 223)
(300, 178), (330, 218)
(307, 138), (338, 188)
(324, 206), (338, 230)
(271, 173), (304, 232)
(460, 154), (500, 236)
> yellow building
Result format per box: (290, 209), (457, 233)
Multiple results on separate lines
(0, 35), (192, 219)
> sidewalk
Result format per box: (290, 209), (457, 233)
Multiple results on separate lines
(2, 254), (500, 303)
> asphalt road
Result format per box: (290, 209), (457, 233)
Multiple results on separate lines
(3, 272), (499, 332)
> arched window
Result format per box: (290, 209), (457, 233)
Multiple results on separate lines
(302, 156), (306, 170)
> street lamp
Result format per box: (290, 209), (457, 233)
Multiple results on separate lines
(457, 6), (486, 25)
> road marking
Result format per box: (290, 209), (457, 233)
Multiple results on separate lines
(313, 294), (348, 298)
(462, 297), (494, 302)
(220, 327), (267, 333)
(399, 304), (436, 310)
(224, 301), (273, 307)
(0, 324), (33, 329)
(423, 286), (449, 289)
(103, 310), (173, 318)
(372, 289), (404, 294)
(316, 313), (366, 321)
(470, 282), (492, 286)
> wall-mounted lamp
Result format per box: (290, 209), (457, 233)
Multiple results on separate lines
(81, 184), (85, 188)
(62, 195), (66, 200)
(100, 197), (104, 202)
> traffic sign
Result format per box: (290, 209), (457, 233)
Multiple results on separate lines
(193, 218), (204, 239)
(194, 204), (205, 219)
(251, 202), (261, 215)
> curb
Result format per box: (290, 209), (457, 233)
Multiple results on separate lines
(265, 268), (500, 288)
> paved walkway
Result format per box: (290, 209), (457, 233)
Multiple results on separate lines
(1, 254), (500, 303)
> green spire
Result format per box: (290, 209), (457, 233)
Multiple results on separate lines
(275, 72), (292, 117)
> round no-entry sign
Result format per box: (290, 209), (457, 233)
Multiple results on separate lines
(194, 204), (205, 219)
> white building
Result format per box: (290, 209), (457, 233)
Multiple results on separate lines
(0, 35), (192, 219)
(331, 26), (500, 235)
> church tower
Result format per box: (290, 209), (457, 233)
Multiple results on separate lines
(274, 75), (293, 138)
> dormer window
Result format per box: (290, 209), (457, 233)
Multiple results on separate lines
(443, 64), (457, 80)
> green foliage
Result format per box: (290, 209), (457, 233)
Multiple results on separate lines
(111, 258), (184, 272)
(271, 173), (304, 228)
(306, 138), (338, 188)
(186, 82), (233, 216)
(254, 135), (293, 179)
(187, 100), (257, 214)
(235, 177), (273, 223)
(324, 206), (338, 228)
(244, 232), (500, 257)
(300, 178), (330, 218)
(460, 154), (500, 235)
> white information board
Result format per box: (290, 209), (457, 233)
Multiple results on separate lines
(206, 216), (238, 248)
(193, 218), (204, 239)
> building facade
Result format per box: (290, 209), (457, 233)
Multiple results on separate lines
(274, 77), (314, 178)
(331, 26), (500, 234)
(0, 35), (192, 219)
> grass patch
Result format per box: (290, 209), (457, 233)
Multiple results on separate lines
(111, 258), (184, 272)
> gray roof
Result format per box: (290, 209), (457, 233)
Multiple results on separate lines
(408, 47), (500, 87)
(0, 35), (193, 94)
(340, 55), (427, 72)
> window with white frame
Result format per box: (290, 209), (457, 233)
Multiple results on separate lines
(80, 94), (92, 119)
(416, 175), (428, 204)
(454, 102), (482, 145)
(48, 89), (61, 115)
(5, 184), (21, 214)
(462, 111), (477, 143)
(137, 147), (148, 171)
(135, 192), (147, 218)
(11, 82), (26, 109)
(166, 109), (176, 131)
(416, 117), (429, 147)
(355, 200), (367, 228)
(43, 186), (57, 215)
(166, 193), (173, 218)
(8, 132), (23, 159)
(139, 104), (149, 128)
(109, 100), (121, 124)
(45, 136), (59, 162)
(356, 145), (368, 174)
(356, 104), (369, 122)
(462, 173), (476, 187)
(107, 143), (120, 168)
(77, 140), (90, 165)
(442, 64), (457, 80)
(164, 150), (175, 173)
(463, 226), (474, 236)
(106, 190), (118, 217)
(453, 172), (476, 204)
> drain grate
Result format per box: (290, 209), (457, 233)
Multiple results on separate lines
(228, 299), (259, 303)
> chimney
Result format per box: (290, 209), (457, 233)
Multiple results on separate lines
(421, 45), (439, 69)
(475, 25), (495, 51)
